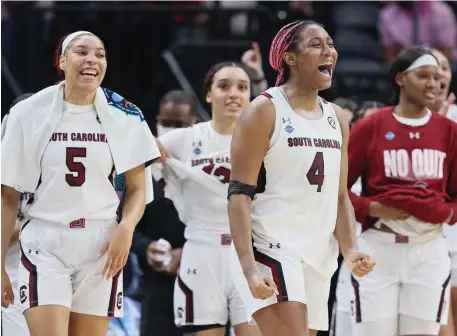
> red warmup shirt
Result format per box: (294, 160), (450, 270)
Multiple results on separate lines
(348, 107), (457, 231)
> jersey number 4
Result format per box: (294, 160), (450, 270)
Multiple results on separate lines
(306, 152), (325, 192)
(66, 147), (87, 187)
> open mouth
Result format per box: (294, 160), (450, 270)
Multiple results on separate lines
(226, 102), (241, 108)
(318, 64), (333, 78)
(80, 69), (98, 78)
(439, 82), (447, 92)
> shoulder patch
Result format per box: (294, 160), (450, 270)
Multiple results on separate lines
(103, 88), (145, 121)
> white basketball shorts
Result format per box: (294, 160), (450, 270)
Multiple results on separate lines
(230, 242), (332, 331)
(17, 218), (123, 317)
(330, 263), (353, 336)
(2, 303), (30, 336)
(350, 229), (451, 336)
(174, 237), (247, 330)
(451, 252), (457, 288)
(444, 223), (457, 287)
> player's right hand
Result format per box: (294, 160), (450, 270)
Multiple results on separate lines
(245, 268), (279, 300)
(1, 269), (14, 308)
(368, 201), (409, 221)
(154, 137), (171, 162)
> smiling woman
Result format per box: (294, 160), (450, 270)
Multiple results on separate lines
(152, 62), (262, 336)
(228, 20), (374, 336)
(55, 31), (107, 105)
(1, 30), (159, 336)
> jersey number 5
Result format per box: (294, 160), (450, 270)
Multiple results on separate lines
(66, 147), (87, 187)
(306, 152), (325, 192)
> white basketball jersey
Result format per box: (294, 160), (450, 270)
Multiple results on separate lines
(251, 87), (342, 277)
(160, 122), (232, 242)
(27, 102), (119, 224)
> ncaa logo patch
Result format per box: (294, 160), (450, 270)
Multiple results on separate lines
(192, 141), (202, 155)
(385, 131), (395, 141)
(327, 116), (336, 129)
(285, 124), (294, 134)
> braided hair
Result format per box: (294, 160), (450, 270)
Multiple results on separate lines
(269, 20), (322, 86)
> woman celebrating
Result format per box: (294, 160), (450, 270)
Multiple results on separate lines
(1, 31), (159, 336)
(228, 20), (374, 336)
(156, 62), (260, 336)
(347, 46), (457, 336)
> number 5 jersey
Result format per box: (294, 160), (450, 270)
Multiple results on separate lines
(27, 102), (119, 224)
(251, 87), (342, 278)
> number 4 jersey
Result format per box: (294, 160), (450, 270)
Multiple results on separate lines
(27, 102), (119, 224)
(159, 121), (232, 242)
(251, 87), (342, 278)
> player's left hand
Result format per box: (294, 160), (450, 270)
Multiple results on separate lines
(344, 250), (376, 278)
(100, 224), (134, 280)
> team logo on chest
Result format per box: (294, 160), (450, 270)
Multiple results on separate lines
(327, 116), (336, 129)
(192, 141), (202, 155)
(282, 117), (294, 134)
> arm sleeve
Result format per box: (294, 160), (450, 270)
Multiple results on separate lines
(347, 117), (373, 228)
(159, 128), (190, 160)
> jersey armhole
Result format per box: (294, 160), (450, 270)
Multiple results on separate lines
(259, 92), (280, 151)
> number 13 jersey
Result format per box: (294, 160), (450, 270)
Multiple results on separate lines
(159, 121), (232, 243)
(28, 102), (118, 224)
(251, 87), (342, 277)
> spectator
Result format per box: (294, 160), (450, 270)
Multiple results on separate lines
(352, 100), (385, 126)
(241, 42), (268, 97)
(155, 90), (199, 136)
(378, 1), (457, 63)
(132, 90), (198, 336)
(332, 97), (358, 126)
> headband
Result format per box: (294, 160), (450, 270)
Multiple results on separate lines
(403, 54), (439, 73)
(61, 31), (94, 55)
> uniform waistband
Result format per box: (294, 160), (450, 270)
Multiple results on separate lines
(26, 217), (118, 230)
(185, 229), (232, 245)
(363, 228), (442, 244)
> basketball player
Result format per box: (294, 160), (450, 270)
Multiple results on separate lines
(155, 62), (261, 336)
(1, 31), (159, 336)
(1, 93), (35, 336)
(431, 49), (457, 122)
(227, 20), (375, 336)
(347, 46), (457, 336)
(430, 48), (457, 336)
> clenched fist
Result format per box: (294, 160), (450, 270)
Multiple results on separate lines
(344, 250), (376, 277)
(245, 268), (279, 300)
